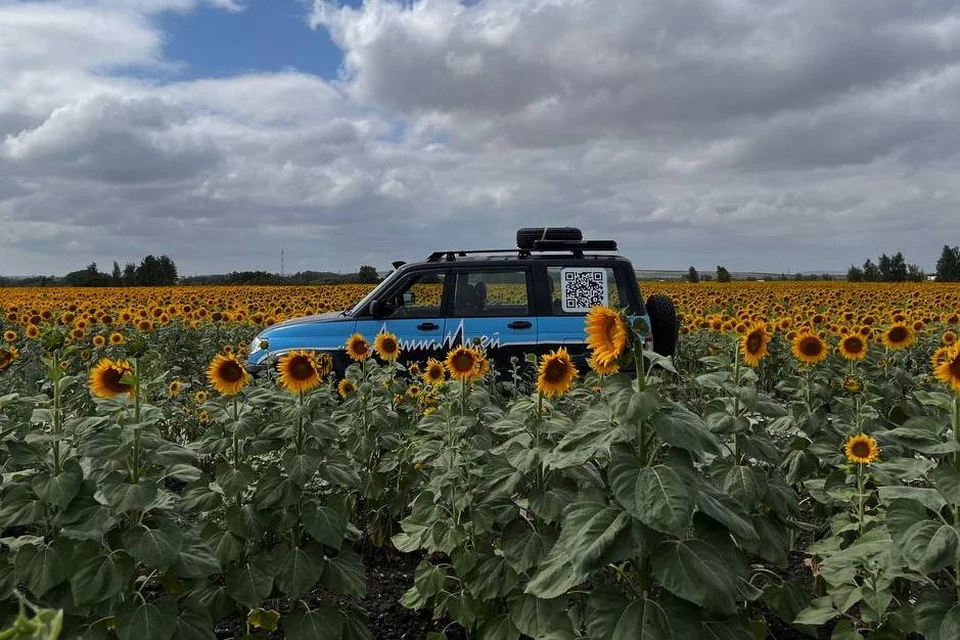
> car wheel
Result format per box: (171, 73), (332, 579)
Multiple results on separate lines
(645, 294), (678, 357)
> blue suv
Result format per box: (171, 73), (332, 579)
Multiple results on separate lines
(245, 228), (678, 377)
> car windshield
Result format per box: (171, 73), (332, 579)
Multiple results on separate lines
(346, 268), (404, 316)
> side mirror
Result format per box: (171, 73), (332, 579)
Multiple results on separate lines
(369, 299), (387, 318)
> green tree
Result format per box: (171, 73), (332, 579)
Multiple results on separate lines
(716, 265), (731, 283)
(686, 266), (700, 283)
(862, 259), (880, 282)
(847, 265), (864, 282)
(936, 245), (960, 282)
(357, 265), (379, 284)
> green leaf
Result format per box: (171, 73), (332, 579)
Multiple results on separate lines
(31, 460), (83, 508)
(525, 547), (588, 599)
(276, 545), (324, 596)
(650, 539), (737, 614)
(247, 608), (281, 632)
(549, 407), (626, 468)
(465, 555), (518, 599)
(610, 453), (694, 537)
(216, 463), (255, 498)
(830, 620), (862, 640)
(695, 481), (758, 543)
(123, 526), (183, 568)
(163, 464), (202, 484)
(793, 597), (840, 625)
(556, 499), (629, 572)
(934, 463), (960, 505)
(320, 549), (365, 597)
(116, 598), (177, 640)
(14, 543), (67, 596)
(528, 479), (578, 523)
(100, 479), (158, 513)
(70, 551), (129, 605)
(913, 589), (954, 640)
(652, 402), (722, 458)
(284, 606), (344, 640)
(0, 485), (46, 527)
(226, 562), (274, 604)
(500, 520), (554, 572)
(318, 462), (362, 489)
(477, 613), (520, 640)
(174, 542), (221, 579)
(878, 486), (946, 513)
(587, 587), (674, 640)
(225, 503), (265, 539)
(172, 605), (217, 640)
(762, 583), (814, 636)
(302, 498), (348, 549)
(282, 451), (321, 486)
(942, 606), (960, 640)
(413, 560), (447, 597)
(509, 594), (569, 638)
(722, 466), (764, 506)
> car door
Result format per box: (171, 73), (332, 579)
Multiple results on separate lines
(446, 267), (537, 372)
(352, 268), (450, 366)
(538, 264), (624, 367)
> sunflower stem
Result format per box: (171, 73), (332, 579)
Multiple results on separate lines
(51, 349), (63, 476)
(131, 358), (141, 485)
(732, 336), (742, 464)
(856, 462), (865, 537)
(232, 394), (240, 468)
(296, 390), (304, 456)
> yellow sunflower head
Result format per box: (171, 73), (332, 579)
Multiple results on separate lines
(944, 331), (957, 345)
(838, 333), (868, 361)
(585, 306), (628, 367)
(882, 323), (913, 350)
(445, 345), (480, 382)
(194, 390), (208, 404)
(88, 358), (135, 399)
(109, 332), (124, 345)
(791, 329), (828, 366)
(25, 325), (40, 339)
(537, 347), (578, 398)
(168, 380), (182, 397)
(422, 358), (446, 386)
(844, 433), (879, 465)
(374, 332), (401, 362)
(3, 330), (16, 343)
(338, 378), (356, 399)
(740, 321), (772, 367)
(588, 353), (620, 376)
(842, 376), (862, 394)
(345, 333), (370, 361)
(207, 353), (250, 396)
(277, 350), (323, 393)
(92, 335), (106, 349)
(934, 343), (960, 392)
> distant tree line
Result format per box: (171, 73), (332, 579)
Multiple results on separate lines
(847, 252), (926, 283)
(935, 245), (960, 282)
(685, 266), (838, 283)
(179, 265), (381, 286)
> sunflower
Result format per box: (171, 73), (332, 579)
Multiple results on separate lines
(88, 358), (134, 399)
(168, 380), (182, 397)
(740, 321), (771, 367)
(3, 330), (15, 342)
(588, 354), (620, 376)
(844, 433), (879, 465)
(838, 334), (868, 361)
(278, 350), (323, 392)
(585, 307), (628, 366)
(407, 384), (422, 398)
(25, 325), (40, 339)
(194, 390), (208, 404)
(374, 332), (401, 362)
(198, 411), (209, 424)
(0, 347), (20, 372)
(338, 378), (356, 398)
(933, 343), (960, 392)
(943, 331), (957, 345)
(92, 335), (106, 348)
(842, 376), (862, 393)
(136, 319), (154, 333)
(445, 345), (480, 382)
(109, 332), (124, 345)
(408, 362), (421, 377)
(422, 358), (446, 386)
(791, 329), (828, 366)
(207, 353), (250, 395)
(345, 334), (370, 361)
(881, 323), (913, 350)
(537, 348), (578, 398)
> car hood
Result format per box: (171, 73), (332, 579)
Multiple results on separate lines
(268, 311), (346, 328)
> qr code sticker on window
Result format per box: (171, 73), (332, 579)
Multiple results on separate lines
(560, 268), (608, 313)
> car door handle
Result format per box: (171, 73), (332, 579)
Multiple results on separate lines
(507, 321), (532, 329)
(417, 322), (440, 331)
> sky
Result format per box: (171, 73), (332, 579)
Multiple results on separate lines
(2, 0), (960, 277)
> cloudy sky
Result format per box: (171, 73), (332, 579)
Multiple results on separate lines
(2, 0), (959, 277)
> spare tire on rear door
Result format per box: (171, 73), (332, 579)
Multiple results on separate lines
(646, 294), (679, 357)
(516, 227), (583, 249)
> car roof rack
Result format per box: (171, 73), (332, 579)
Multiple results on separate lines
(426, 240), (618, 262)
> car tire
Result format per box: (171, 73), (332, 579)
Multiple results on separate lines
(516, 227), (583, 249)
(646, 294), (678, 357)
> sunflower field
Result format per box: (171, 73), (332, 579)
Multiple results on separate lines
(3, 281), (960, 639)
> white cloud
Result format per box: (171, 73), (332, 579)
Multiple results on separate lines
(2, 0), (960, 276)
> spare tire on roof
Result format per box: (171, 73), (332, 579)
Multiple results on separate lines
(516, 227), (582, 249)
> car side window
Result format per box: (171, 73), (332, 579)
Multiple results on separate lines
(384, 272), (446, 318)
(453, 270), (531, 317)
(546, 266), (621, 314)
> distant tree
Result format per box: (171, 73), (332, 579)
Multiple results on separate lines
(122, 263), (137, 286)
(907, 263), (926, 282)
(111, 261), (122, 286)
(793, 272), (804, 281)
(862, 259), (880, 282)
(716, 265), (731, 283)
(686, 266), (700, 283)
(889, 252), (908, 282)
(936, 245), (960, 282)
(847, 265), (864, 282)
(701, 274), (713, 282)
(156, 255), (178, 286)
(878, 253), (892, 281)
(357, 265), (379, 284)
